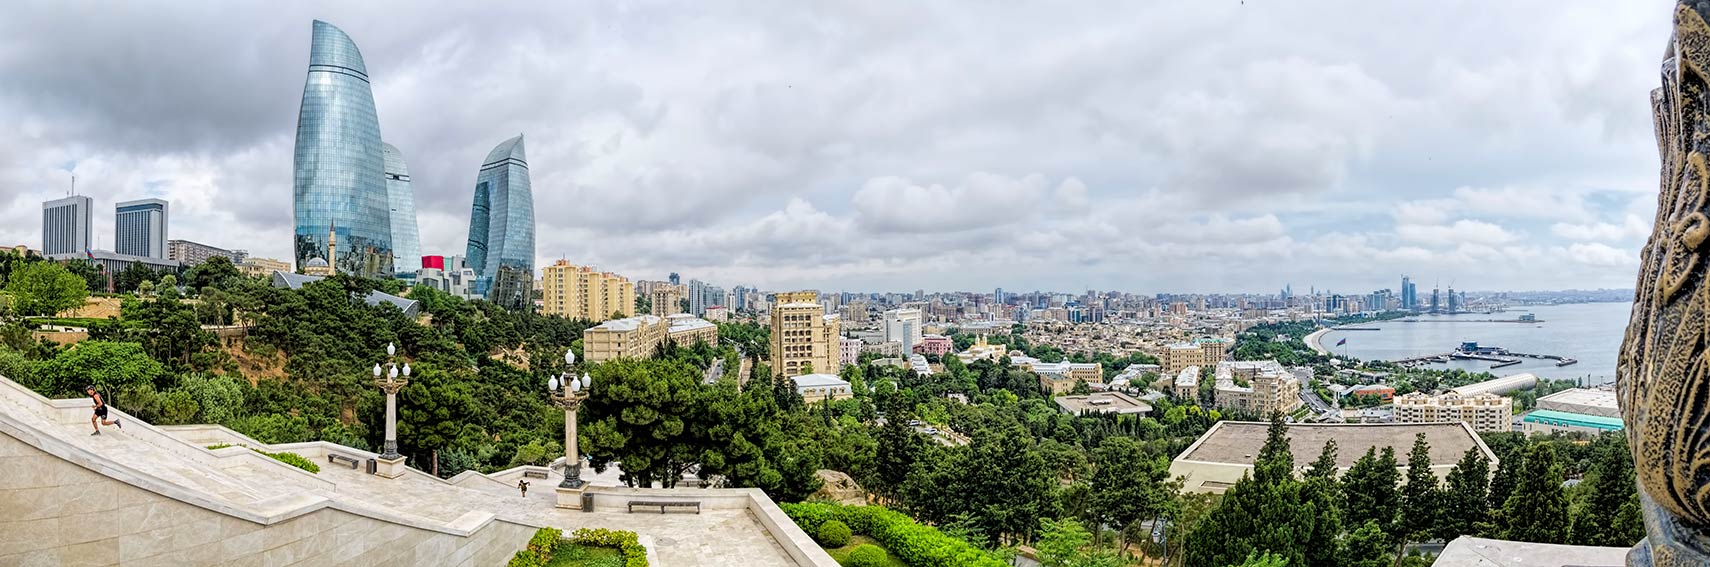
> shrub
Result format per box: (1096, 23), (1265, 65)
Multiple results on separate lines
(205, 443), (232, 450)
(569, 527), (648, 567)
(254, 449), (320, 473)
(505, 549), (541, 567)
(817, 520), (852, 547)
(846, 544), (886, 567)
(528, 527), (562, 562)
(781, 502), (1006, 567)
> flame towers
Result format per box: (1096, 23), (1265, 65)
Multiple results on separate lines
(464, 135), (535, 310)
(291, 20), (395, 278)
(382, 142), (421, 276)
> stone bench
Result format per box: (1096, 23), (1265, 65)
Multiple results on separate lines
(627, 500), (701, 514)
(327, 453), (361, 469)
(523, 470), (548, 479)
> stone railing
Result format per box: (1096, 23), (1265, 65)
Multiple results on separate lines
(581, 486), (840, 567)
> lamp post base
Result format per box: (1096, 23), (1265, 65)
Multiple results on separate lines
(555, 485), (587, 510)
(374, 455), (409, 479)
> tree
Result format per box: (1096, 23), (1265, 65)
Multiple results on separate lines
(1088, 436), (1180, 555)
(33, 340), (165, 397)
(1500, 443), (1569, 544)
(1300, 440), (1343, 567)
(1230, 552), (1289, 567)
(1305, 439), (1339, 481)
(1182, 417), (1309, 567)
(1341, 446), (1399, 536)
(1252, 413), (1294, 485)
(1396, 433), (1441, 547)
(1035, 518), (1119, 567)
(5, 261), (89, 316)
(579, 358), (703, 488)
(1338, 520), (1391, 567)
(1436, 447), (1490, 541)
(185, 256), (241, 292)
(1484, 444), (1522, 535)
(1570, 433), (1643, 547)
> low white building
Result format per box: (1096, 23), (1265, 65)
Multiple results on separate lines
(791, 373), (853, 403)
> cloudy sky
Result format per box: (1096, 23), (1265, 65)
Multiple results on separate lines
(0, 1), (1672, 294)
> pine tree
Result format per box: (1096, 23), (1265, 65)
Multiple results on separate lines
(1570, 433), (1643, 547)
(1484, 445), (1522, 536)
(1500, 443), (1570, 544)
(1342, 446), (1400, 533)
(1435, 447), (1490, 541)
(1253, 412), (1294, 485)
(1306, 439), (1339, 481)
(1396, 433), (1441, 547)
(1339, 520), (1392, 567)
(1300, 475), (1342, 567)
(1182, 418), (1309, 567)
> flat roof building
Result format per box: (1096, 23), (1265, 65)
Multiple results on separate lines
(42, 195), (92, 256)
(791, 373), (852, 403)
(1522, 409), (1624, 435)
(1170, 421), (1497, 493)
(115, 198), (168, 259)
(1055, 392), (1152, 416)
(1448, 373), (1538, 397)
(1536, 388), (1619, 418)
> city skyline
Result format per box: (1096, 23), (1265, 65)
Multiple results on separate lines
(0, 3), (1669, 292)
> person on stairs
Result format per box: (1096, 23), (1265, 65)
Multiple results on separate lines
(86, 385), (121, 435)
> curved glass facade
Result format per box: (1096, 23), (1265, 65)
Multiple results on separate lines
(464, 135), (535, 310)
(382, 142), (421, 275)
(292, 20), (393, 278)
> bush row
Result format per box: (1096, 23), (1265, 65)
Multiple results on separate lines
(506, 527), (648, 567)
(781, 502), (1006, 567)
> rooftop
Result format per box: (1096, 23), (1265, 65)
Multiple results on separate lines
(590, 315), (664, 332)
(1537, 387), (1619, 409)
(1177, 421), (1493, 469)
(1434, 536), (1627, 567)
(1054, 392), (1152, 415)
(791, 374), (849, 388)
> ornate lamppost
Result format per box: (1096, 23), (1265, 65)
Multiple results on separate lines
(548, 350), (591, 507)
(372, 342), (411, 477)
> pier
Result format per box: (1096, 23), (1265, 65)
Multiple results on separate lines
(1394, 318), (1544, 324)
(1391, 347), (1576, 370)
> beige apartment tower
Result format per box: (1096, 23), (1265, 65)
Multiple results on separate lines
(769, 291), (840, 377)
(540, 260), (635, 322)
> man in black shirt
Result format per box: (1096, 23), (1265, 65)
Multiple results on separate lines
(86, 385), (122, 435)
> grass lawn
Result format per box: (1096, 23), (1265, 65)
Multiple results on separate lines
(544, 543), (625, 567)
(823, 535), (909, 567)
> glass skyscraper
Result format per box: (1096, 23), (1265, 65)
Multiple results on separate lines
(382, 142), (421, 276)
(464, 135), (535, 310)
(292, 20), (393, 278)
(114, 198), (169, 259)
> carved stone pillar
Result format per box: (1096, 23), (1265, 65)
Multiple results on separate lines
(1622, 3), (1710, 564)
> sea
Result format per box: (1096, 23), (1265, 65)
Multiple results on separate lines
(1318, 302), (1632, 386)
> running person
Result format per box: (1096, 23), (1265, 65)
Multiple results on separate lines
(86, 385), (121, 435)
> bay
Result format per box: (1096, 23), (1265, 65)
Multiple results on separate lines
(1319, 302), (1631, 385)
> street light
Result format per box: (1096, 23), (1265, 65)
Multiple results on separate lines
(548, 349), (590, 489)
(375, 342), (410, 460)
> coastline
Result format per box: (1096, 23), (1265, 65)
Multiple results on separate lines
(1304, 327), (1331, 356)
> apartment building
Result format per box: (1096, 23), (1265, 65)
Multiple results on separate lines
(540, 260), (635, 322)
(582, 313), (719, 364)
(1162, 337), (1232, 375)
(1393, 392), (1512, 433)
(769, 291), (841, 377)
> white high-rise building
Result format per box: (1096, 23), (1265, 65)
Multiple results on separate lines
(882, 308), (923, 354)
(41, 196), (92, 256)
(115, 198), (169, 259)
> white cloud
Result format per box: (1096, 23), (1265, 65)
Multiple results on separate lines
(1395, 219), (1522, 247)
(1550, 215), (1651, 242)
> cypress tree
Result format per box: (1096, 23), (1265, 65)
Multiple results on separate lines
(1435, 447), (1490, 541)
(1570, 433), (1643, 547)
(1253, 413), (1294, 485)
(1306, 439), (1339, 481)
(1182, 418), (1309, 567)
(1500, 443), (1570, 544)
(1342, 446), (1400, 533)
(1485, 445), (1522, 528)
(1396, 433), (1441, 546)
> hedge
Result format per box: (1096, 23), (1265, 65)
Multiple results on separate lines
(569, 528), (648, 567)
(259, 450), (320, 474)
(781, 502), (1006, 567)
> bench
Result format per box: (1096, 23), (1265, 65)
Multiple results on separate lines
(523, 470), (548, 479)
(627, 500), (701, 514)
(327, 453), (361, 469)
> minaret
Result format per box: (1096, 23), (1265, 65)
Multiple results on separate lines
(327, 224), (338, 276)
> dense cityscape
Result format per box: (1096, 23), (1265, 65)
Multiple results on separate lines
(0, 5), (1689, 567)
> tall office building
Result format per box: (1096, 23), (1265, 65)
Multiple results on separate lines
(540, 261), (635, 321)
(41, 196), (92, 256)
(769, 291), (840, 378)
(882, 308), (924, 354)
(464, 135), (535, 310)
(292, 20), (393, 278)
(114, 199), (168, 259)
(1401, 276), (1417, 312)
(381, 143), (421, 276)
(687, 279), (725, 316)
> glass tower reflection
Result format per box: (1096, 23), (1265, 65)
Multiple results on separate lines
(292, 20), (393, 278)
(382, 142), (421, 276)
(464, 135), (535, 310)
